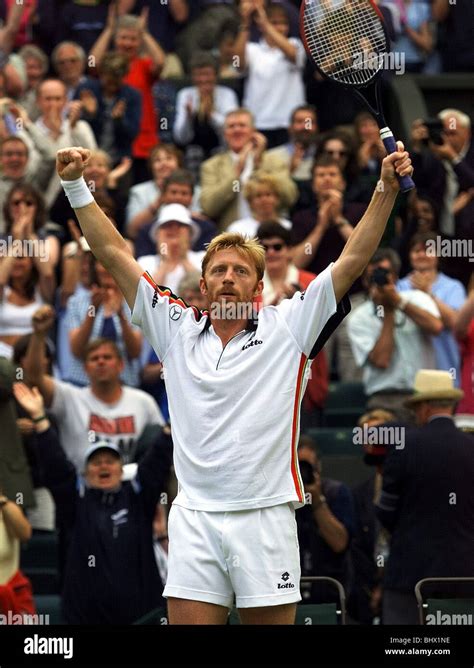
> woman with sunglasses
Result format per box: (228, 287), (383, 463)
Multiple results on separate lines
(316, 130), (372, 204)
(0, 185), (56, 356)
(227, 173), (291, 238)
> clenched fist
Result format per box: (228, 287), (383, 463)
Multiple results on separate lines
(56, 147), (91, 181)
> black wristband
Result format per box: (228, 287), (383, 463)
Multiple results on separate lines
(32, 414), (48, 423)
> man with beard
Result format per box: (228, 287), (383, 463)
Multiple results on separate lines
(55, 142), (413, 624)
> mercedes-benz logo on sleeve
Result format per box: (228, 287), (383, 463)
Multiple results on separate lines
(169, 305), (182, 321)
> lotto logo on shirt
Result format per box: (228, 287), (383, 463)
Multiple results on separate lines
(89, 415), (136, 435)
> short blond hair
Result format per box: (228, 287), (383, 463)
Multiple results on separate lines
(202, 233), (265, 281)
(244, 173), (281, 204)
(357, 409), (396, 427)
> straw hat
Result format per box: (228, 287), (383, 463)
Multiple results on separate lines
(404, 370), (464, 406)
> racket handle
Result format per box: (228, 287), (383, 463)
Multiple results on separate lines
(380, 127), (415, 193)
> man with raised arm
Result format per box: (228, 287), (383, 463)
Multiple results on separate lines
(56, 144), (412, 625)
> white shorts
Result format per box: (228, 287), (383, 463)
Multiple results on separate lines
(163, 503), (302, 609)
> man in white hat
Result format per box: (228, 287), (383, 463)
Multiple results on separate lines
(137, 203), (204, 294)
(376, 370), (474, 624)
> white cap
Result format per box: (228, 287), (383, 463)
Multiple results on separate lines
(84, 439), (121, 467)
(149, 203), (199, 244)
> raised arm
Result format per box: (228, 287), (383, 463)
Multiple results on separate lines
(23, 306), (56, 408)
(454, 292), (474, 340)
(331, 144), (413, 303)
(56, 147), (142, 310)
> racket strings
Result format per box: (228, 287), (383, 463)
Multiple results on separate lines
(303, 0), (387, 85)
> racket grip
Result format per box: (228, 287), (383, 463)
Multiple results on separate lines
(380, 127), (415, 193)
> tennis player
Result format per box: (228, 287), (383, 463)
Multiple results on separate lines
(56, 144), (412, 624)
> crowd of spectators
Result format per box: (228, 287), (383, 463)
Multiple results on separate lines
(0, 0), (473, 626)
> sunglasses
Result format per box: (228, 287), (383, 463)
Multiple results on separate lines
(261, 242), (285, 252)
(11, 199), (35, 206)
(324, 149), (348, 157)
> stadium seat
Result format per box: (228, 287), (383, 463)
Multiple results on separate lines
(23, 567), (60, 595)
(21, 530), (59, 570)
(304, 428), (355, 455)
(415, 578), (474, 625)
(133, 606), (168, 625)
(323, 382), (367, 427)
(34, 595), (64, 625)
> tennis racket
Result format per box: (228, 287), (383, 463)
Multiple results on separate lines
(300, 0), (415, 192)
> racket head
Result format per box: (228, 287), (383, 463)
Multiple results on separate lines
(300, 0), (390, 88)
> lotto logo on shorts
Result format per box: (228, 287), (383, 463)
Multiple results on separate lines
(277, 572), (295, 589)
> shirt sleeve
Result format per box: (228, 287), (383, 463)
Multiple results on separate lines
(275, 264), (351, 358)
(50, 379), (80, 421)
(408, 290), (441, 318)
(291, 38), (307, 69)
(131, 273), (195, 362)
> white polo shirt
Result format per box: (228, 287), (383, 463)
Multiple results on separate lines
(132, 264), (349, 511)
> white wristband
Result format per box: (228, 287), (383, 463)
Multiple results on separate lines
(60, 177), (94, 209)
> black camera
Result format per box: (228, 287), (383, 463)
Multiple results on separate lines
(370, 266), (390, 287)
(423, 118), (445, 146)
(299, 460), (316, 485)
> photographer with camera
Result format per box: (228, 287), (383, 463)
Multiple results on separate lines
(347, 248), (442, 422)
(297, 435), (355, 605)
(410, 109), (474, 237)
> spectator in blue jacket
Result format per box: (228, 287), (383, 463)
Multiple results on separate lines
(76, 52), (142, 164)
(13, 381), (172, 625)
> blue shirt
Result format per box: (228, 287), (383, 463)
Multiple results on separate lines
(397, 272), (465, 385)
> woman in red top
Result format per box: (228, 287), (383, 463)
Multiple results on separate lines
(90, 7), (166, 183)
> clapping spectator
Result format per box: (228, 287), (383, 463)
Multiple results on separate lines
(397, 231), (466, 382)
(90, 8), (166, 183)
(51, 41), (87, 101)
(391, 0), (434, 73)
(76, 52), (142, 166)
(137, 204), (204, 294)
(347, 248), (443, 421)
(133, 169), (215, 258)
(200, 108), (297, 230)
(65, 260), (143, 388)
(173, 51), (239, 161)
(17, 45), (48, 121)
(235, 0), (306, 148)
(126, 144), (184, 240)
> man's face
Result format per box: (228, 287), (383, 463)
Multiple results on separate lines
(25, 57), (44, 87)
(298, 445), (320, 472)
(312, 165), (345, 198)
(99, 72), (122, 95)
(115, 28), (141, 58)
(84, 344), (124, 385)
(162, 184), (193, 208)
(224, 114), (254, 153)
(96, 263), (118, 291)
(192, 66), (216, 94)
(249, 184), (278, 219)
(200, 248), (263, 312)
(85, 450), (122, 490)
(413, 198), (435, 231)
(441, 114), (470, 155)
(37, 81), (67, 116)
(0, 141), (29, 179)
(157, 221), (191, 253)
(55, 46), (84, 85)
(290, 109), (318, 145)
(409, 242), (438, 272)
